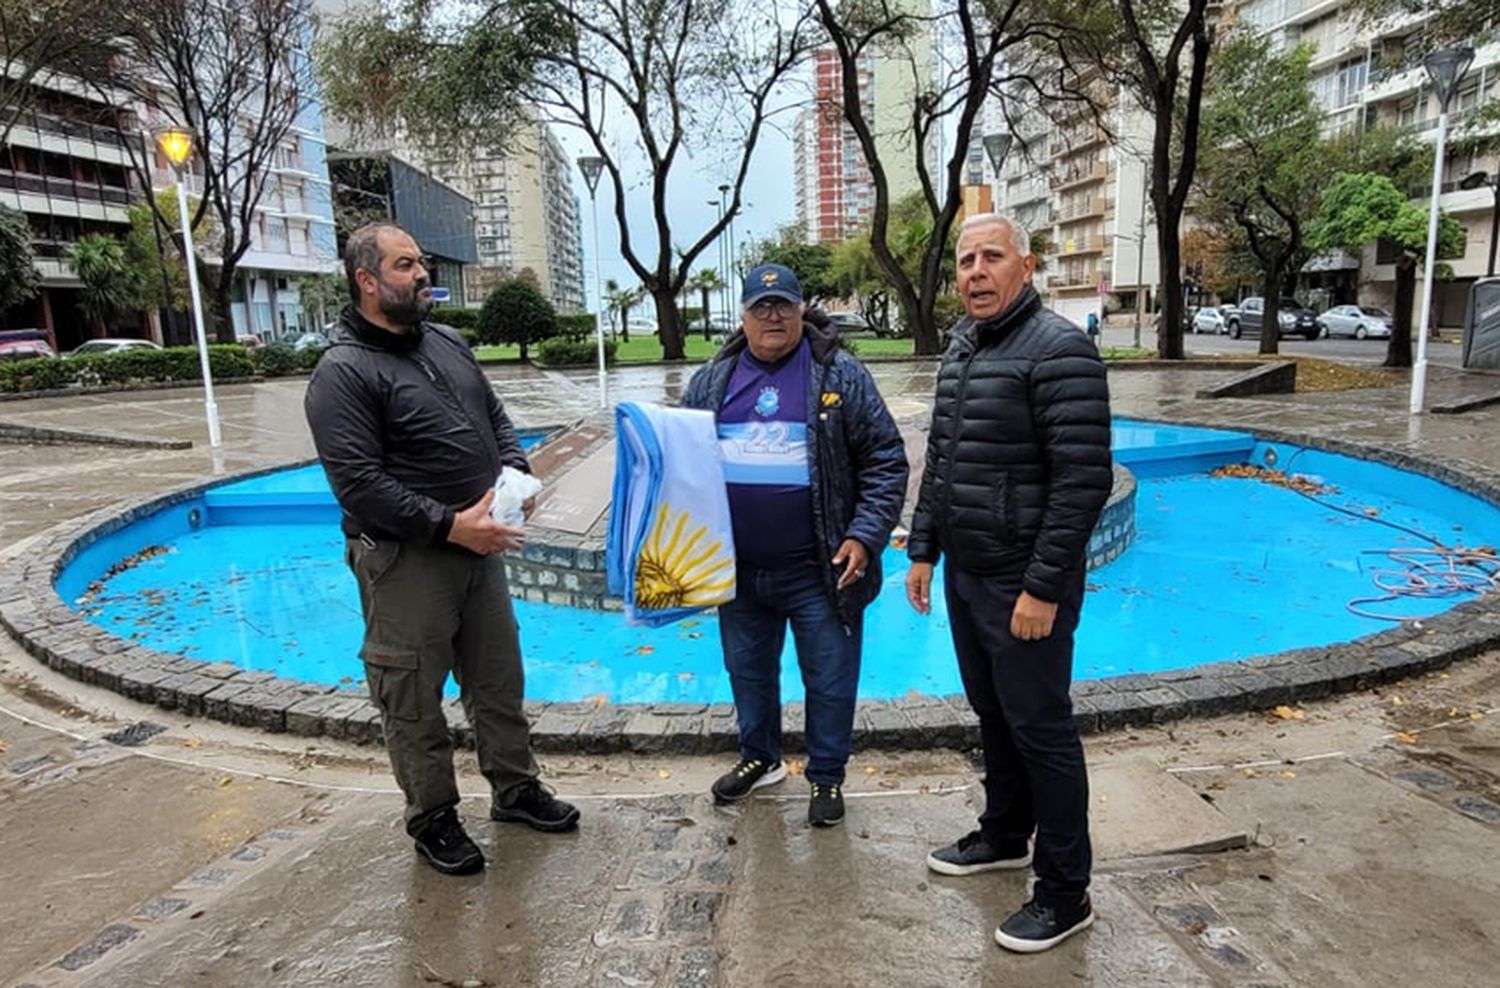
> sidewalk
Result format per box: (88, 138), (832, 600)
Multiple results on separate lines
(2, 364), (1499, 985)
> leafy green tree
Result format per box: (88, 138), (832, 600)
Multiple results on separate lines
(478, 278), (560, 361)
(295, 273), (345, 329)
(1197, 32), (1331, 355)
(0, 204), (39, 314)
(68, 235), (144, 334)
(1307, 173), (1465, 368)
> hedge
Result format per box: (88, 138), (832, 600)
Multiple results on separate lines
(430, 305), (479, 331)
(535, 336), (618, 366)
(557, 312), (599, 341)
(1, 344), (257, 394)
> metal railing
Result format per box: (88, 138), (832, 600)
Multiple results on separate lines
(0, 170), (132, 205)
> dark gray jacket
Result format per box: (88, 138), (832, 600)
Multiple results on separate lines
(908, 287), (1112, 602)
(304, 307), (529, 546)
(683, 313), (909, 622)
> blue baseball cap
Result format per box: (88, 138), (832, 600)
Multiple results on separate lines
(741, 263), (803, 307)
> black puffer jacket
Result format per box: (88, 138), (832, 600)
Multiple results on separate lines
(304, 307), (530, 546)
(908, 287), (1112, 602)
(683, 312), (909, 623)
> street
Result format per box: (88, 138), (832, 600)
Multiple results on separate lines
(1101, 323), (1467, 367)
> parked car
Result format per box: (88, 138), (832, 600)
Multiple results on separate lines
(827, 311), (872, 334)
(624, 317), (657, 337)
(69, 338), (162, 356)
(1190, 306), (1228, 334)
(1318, 304), (1393, 340)
(292, 330), (330, 352)
(1225, 297), (1321, 340)
(0, 339), (55, 361)
(235, 333), (264, 350)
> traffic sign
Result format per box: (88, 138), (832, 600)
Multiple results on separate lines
(429, 287), (451, 303)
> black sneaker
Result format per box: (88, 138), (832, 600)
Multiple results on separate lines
(994, 895), (1095, 953)
(491, 780), (581, 832)
(808, 783), (844, 827)
(413, 809), (485, 876)
(926, 831), (1031, 876)
(711, 758), (787, 803)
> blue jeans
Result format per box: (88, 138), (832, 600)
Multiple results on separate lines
(717, 559), (862, 785)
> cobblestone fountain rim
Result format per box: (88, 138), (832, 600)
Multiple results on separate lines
(4, 421), (1500, 755)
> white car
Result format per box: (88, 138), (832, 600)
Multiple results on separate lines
(1318, 305), (1393, 340)
(70, 338), (162, 356)
(1190, 307), (1227, 334)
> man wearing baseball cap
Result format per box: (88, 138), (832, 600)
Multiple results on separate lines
(682, 262), (908, 826)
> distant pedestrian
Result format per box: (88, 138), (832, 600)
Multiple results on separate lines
(907, 213), (1112, 952)
(305, 223), (578, 877)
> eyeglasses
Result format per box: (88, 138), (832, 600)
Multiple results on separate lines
(748, 298), (798, 320)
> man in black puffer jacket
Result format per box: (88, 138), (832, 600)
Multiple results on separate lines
(683, 263), (907, 828)
(906, 214), (1112, 953)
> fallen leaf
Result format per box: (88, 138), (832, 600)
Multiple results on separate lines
(1278, 770), (1297, 779)
(918, 784), (930, 794)
(1471, 712), (1485, 721)
(656, 769), (672, 780)
(1364, 507), (1380, 517)
(1273, 705), (1306, 721)
(634, 645), (655, 656)
(0, 739), (7, 754)
(182, 738), (202, 749)
(786, 759), (806, 777)
(1185, 920), (1208, 936)
(1393, 731), (1419, 745)
(216, 775), (234, 787)
(864, 765), (879, 775)
(676, 672), (694, 682)
(1242, 767), (1260, 778)
(1207, 781), (1226, 791)
(878, 779), (899, 790)
(1391, 695), (1405, 707)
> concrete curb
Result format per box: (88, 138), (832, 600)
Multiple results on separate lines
(3, 423), (1498, 754)
(0, 420), (193, 450)
(1194, 361), (1297, 399)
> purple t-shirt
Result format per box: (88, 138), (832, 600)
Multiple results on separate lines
(718, 340), (815, 567)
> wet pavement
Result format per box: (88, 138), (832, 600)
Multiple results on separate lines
(3, 359), (1500, 985)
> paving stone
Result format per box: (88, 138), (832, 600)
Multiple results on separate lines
(663, 891), (721, 935)
(608, 896), (660, 942)
(591, 951), (668, 988)
(1453, 795), (1500, 825)
(695, 853), (732, 886)
(55, 924), (141, 971)
(135, 897), (190, 921)
(671, 947), (716, 988)
(1392, 767), (1458, 792)
(630, 855), (693, 886)
(102, 721), (167, 747)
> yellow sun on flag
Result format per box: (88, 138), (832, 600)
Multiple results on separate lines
(634, 502), (734, 610)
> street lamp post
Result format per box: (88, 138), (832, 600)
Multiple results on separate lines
(1413, 44), (1474, 415)
(154, 125), (220, 448)
(577, 155), (608, 409)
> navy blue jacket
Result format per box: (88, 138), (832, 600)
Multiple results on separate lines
(683, 315), (909, 622)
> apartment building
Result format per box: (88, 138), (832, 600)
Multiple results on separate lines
(429, 113), (586, 313)
(793, 14), (934, 245)
(1238, 2), (1500, 324)
(0, 81), (140, 351)
(987, 78), (1159, 328)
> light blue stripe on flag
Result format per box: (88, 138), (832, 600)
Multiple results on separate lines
(722, 462), (810, 486)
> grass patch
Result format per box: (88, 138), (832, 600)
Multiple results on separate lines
(1196, 352), (1396, 392)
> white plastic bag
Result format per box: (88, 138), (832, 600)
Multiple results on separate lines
(489, 466), (544, 528)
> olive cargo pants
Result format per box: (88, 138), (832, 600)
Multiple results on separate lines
(347, 537), (539, 835)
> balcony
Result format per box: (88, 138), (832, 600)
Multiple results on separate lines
(1050, 161), (1108, 191)
(1, 105), (135, 151)
(1050, 126), (1107, 159)
(1057, 198), (1109, 222)
(0, 170), (133, 206)
(1057, 236), (1105, 257)
(1052, 268), (1102, 292)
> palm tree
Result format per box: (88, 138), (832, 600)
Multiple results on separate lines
(68, 235), (140, 337)
(688, 268), (726, 340)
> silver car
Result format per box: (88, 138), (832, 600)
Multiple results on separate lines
(1318, 304), (1393, 340)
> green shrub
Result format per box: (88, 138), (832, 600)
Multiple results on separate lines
(841, 338), (860, 356)
(250, 343), (299, 377)
(557, 312), (598, 342)
(535, 336), (618, 366)
(295, 346), (324, 370)
(430, 305), (479, 331)
(0, 357), (73, 393)
(478, 279), (559, 360)
(456, 327), (478, 348)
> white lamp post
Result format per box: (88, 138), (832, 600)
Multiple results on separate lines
(577, 155), (608, 408)
(155, 125), (221, 447)
(1413, 44), (1474, 415)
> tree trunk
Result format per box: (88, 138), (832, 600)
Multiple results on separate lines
(654, 287), (686, 360)
(700, 287), (711, 340)
(1156, 207), (1186, 360)
(1258, 264), (1282, 356)
(1386, 257), (1417, 368)
(208, 267), (235, 344)
(620, 301), (631, 342)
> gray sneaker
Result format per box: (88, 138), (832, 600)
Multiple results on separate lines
(926, 830), (1031, 876)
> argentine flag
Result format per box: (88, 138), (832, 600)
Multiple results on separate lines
(606, 401), (737, 626)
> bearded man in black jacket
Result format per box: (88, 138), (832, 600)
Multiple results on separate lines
(906, 213), (1112, 953)
(305, 223), (578, 877)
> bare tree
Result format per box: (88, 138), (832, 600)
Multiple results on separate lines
(0, 0), (122, 144)
(317, 0), (812, 360)
(102, 0), (314, 341)
(814, 0), (1101, 355)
